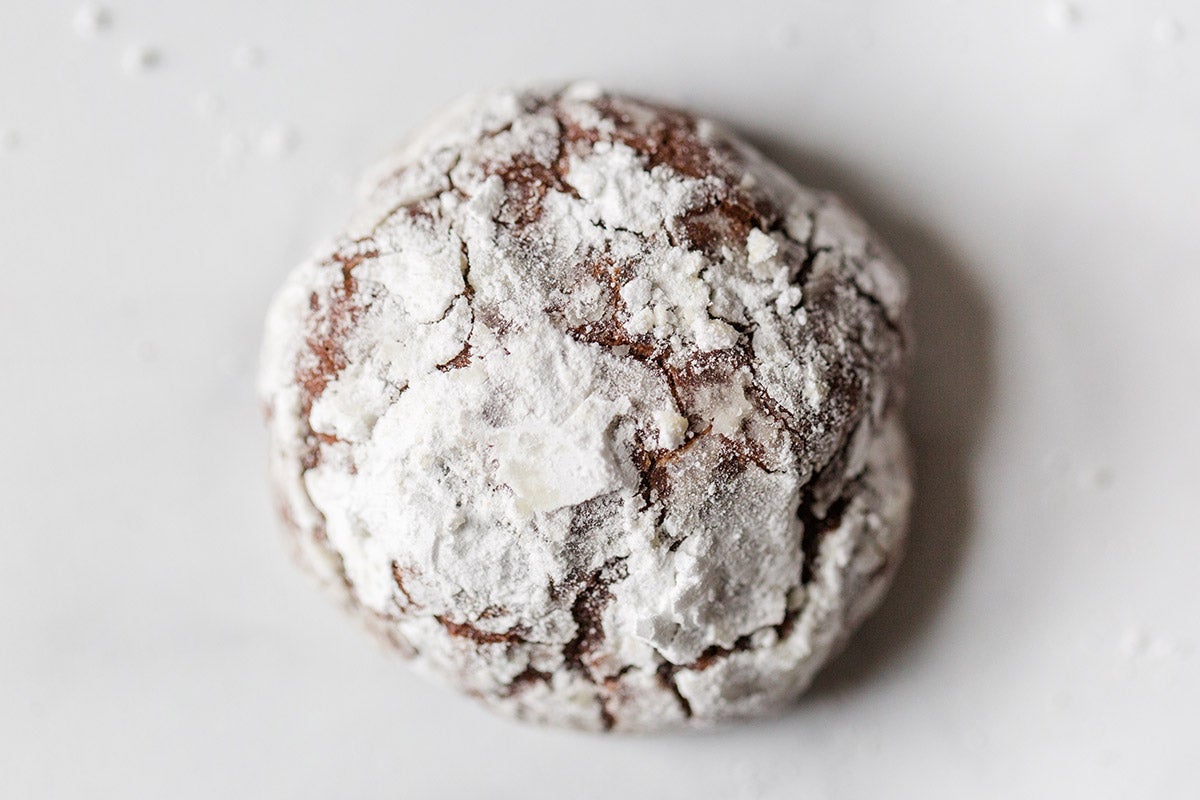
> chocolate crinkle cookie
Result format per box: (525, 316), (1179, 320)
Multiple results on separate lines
(259, 82), (912, 732)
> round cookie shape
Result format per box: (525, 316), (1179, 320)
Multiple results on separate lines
(259, 82), (912, 732)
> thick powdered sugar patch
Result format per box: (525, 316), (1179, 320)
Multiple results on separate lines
(259, 82), (912, 732)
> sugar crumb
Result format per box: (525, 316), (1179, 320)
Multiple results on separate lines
(73, 3), (112, 39)
(220, 130), (247, 162)
(194, 92), (224, 119)
(257, 123), (298, 159)
(1044, 1), (1081, 30)
(1153, 17), (1184, 46)
(121, 45), (162, 75)
(232, 43), (264, 70)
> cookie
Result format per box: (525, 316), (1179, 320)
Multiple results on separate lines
(259, 82), (912, 731)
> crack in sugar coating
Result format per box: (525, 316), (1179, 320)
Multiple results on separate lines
(259, 82), (913, 731)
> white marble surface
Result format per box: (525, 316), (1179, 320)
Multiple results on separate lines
(1, 1), (1197, 797)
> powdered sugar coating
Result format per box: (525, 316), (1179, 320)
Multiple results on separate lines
(259, 83), (912, 731)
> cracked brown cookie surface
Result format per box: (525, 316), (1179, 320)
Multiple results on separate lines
(259, 81), (912, 731)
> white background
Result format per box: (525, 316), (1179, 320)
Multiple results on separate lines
(2, 1), (1198, 797)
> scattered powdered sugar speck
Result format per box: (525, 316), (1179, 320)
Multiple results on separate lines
(0, 128), (19, 154)
(194, 92), (224, 119)
(1153, 17), (1185, 46)
(258, 123), (298, 159)
(232, 43), (264, 70)
(220, 130), (247, 162)
(1045, 1), (1081, 30)
(121, 44), (162, 75)
(72, 2), (113, 39)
